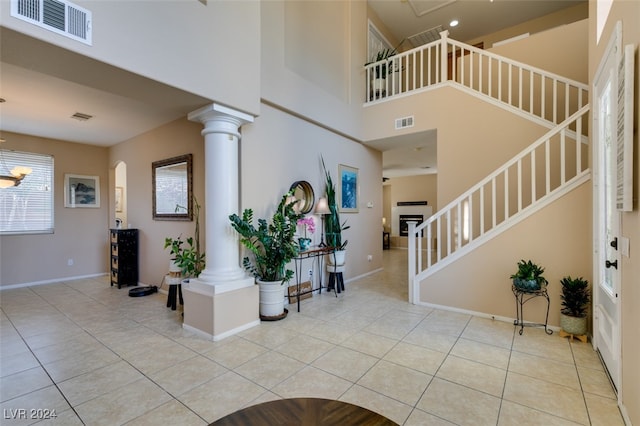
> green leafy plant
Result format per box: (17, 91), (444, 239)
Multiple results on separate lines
(365, 39), (406, 79)
(164, 197), (205, 277)
(164, 235), (205, 278)
(229, 192), (304, 283)
(510, 259), (548, 290)
(560, 276), (590, 317)
(321, 157), (349, 250)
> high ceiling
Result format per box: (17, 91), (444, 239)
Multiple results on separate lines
(369, 0), (586, 178)
(0, 1), (586, 178)
(368, 0), (585, 47)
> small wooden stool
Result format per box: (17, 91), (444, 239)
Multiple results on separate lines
(559, 329), (587, 343)
(166, 272), (184, 311)
(326, 265), (345, 294)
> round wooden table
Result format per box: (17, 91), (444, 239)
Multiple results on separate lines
(210, 397), (398, 426)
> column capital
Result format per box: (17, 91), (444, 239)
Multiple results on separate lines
(188, 103), (255, 138)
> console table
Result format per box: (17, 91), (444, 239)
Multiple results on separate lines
(292, 246), (336, 312)
(512, 285), (553, 335)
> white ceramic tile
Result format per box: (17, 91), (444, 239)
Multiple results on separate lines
(357, 360), (432, 406)
(503, 371), (589, 424)
(0, 254), (626, 426)
(417, 377), (501, 425)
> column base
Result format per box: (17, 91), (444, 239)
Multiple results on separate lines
(182, 276), (259, 341)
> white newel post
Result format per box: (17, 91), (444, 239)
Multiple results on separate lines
(183, 103), (260, 341)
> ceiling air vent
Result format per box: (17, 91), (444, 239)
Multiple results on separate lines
(11, 0), (92, 45)
(395, 116), (414, 130)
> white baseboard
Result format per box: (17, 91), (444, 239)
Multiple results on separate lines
(416, 300), (561, 332)
(0, 273), (108, 290)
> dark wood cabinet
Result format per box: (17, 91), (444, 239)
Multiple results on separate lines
(110, 229), (138, 288)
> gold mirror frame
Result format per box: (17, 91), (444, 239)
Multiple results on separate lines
(290, 180), (315, 214)
(152, 154), (193, 221)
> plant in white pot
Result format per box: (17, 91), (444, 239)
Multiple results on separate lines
(321, 158), (349, 266)
(229, 192), (303, 319)
(560, 276), (590, 338)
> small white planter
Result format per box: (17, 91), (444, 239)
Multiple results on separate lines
(327, 250), (346, 266)
(257, 279), (286, 318)
(169, 260), (181, 274)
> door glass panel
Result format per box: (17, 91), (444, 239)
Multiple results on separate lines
(600, 78), (616, 297)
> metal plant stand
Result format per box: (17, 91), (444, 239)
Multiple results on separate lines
(512, 285), (553, 335)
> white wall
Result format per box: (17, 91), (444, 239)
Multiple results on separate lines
(0, 0), (261, 115)
(260, 0), (367, 140)
(241, 103), (383, 281)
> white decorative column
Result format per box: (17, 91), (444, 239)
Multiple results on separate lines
(183, 103), (259, 341)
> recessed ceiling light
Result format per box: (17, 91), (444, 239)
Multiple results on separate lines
(450, 19), (459, 27)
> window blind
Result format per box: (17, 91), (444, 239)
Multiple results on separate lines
(0, 150), (54, 234)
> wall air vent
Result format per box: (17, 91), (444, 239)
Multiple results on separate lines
(71, 112), (93, 121)
(395, 116), (414, 130)
(11, 0), (92, 45)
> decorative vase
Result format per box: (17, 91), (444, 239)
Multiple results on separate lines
(560, 313), (587, 335)
(513, 277), (542, 292)
(298, 237), (312, 252)
(257, 279), (286, 319)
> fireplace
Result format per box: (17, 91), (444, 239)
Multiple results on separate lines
(391, 202), (432, 238)
(399, 214), (424, 237)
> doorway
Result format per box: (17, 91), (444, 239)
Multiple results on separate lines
(115, 162), (127, 228)
(592, 22), (622, 392)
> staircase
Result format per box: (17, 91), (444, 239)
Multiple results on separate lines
(365, 31), (590, 304)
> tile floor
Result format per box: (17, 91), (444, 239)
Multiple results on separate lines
(0, 249), (625, 425)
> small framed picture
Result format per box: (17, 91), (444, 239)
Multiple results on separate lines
(64, 174), (100, 208)
(338, 164), (358, 213)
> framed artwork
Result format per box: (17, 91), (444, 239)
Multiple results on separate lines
(115, 187), (123, 212)
(64, 174), (100, 208)
(338, 164), (358, 213)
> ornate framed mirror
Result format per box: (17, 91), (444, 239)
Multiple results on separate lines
(152, 154), (193, 221)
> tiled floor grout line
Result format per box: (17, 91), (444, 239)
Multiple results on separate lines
(0, 301), (86, 424)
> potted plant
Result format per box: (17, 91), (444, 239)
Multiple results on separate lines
(321, 158), (349, 265)
(229, 192), (303, 319)
(560, 276), (590, 336)
(297, 216), (315, 252)
(365, 39), (406, 98)
(164, 197), (205, 278)
(510, 259), (548, 291)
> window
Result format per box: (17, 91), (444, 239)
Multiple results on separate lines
(0, 150), (54, 234)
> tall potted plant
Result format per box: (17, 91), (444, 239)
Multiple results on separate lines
(365, 39), (406, 99)
(560, 276), (590, 337)
(321, 157), (349, 265)
(164, 197), (205, 278)
(229, 192), (303, 319)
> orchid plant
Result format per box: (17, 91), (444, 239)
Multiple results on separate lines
(297, 216), (316, 239)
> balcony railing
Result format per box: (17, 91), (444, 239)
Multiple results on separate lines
(364, 31), (589, 126)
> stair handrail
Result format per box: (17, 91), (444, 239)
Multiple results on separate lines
(407, 104), (590, 293)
